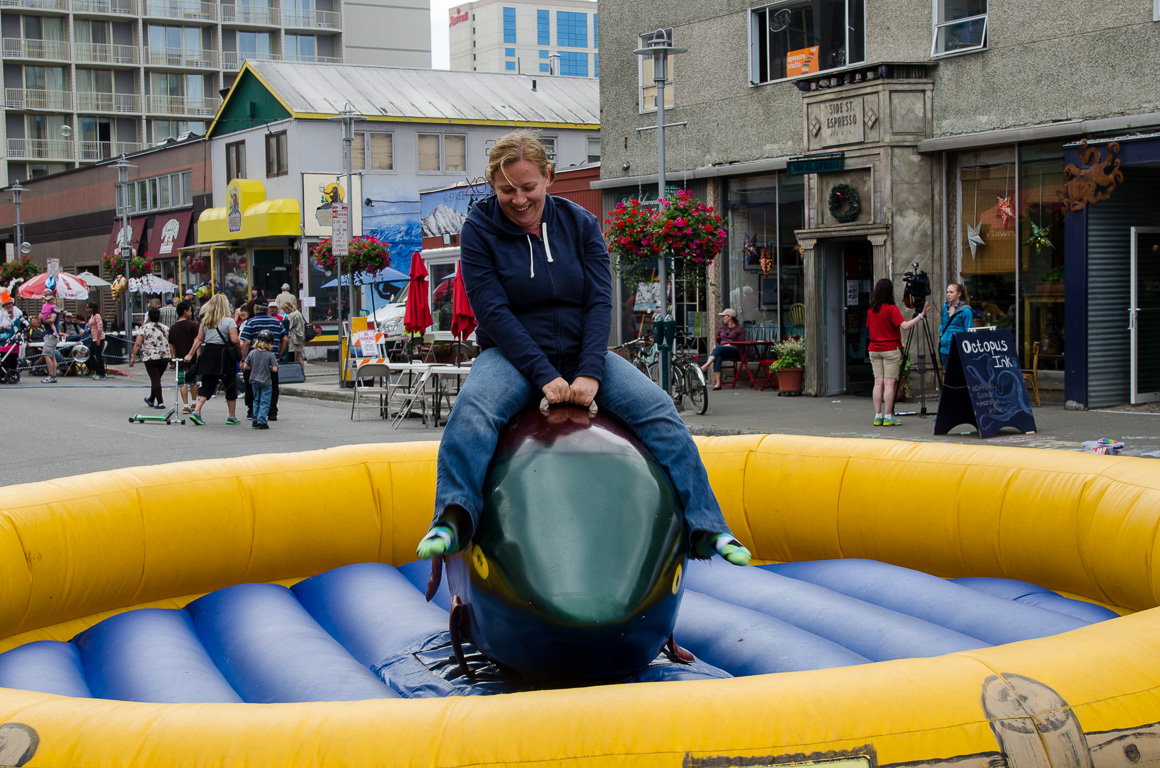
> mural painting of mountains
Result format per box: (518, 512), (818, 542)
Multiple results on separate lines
(421, 204), (467, 238)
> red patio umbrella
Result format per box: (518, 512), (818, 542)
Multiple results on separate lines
(403, 251), (433, 336)
(18, 272), (89, 301)
(451, 273), (476, 342)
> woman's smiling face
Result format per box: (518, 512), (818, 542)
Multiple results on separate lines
(494, 159), (551, 232)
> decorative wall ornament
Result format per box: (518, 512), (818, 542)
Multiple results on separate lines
(1061, 140), (1124, 212)
(828, 183), (861, 223)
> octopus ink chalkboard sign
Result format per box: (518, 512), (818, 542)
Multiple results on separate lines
(935, 329), (1037, 438)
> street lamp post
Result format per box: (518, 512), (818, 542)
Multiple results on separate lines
(6, 181), (28, 259)
(114, 154), (135, 338)
(634, 30), (686, 395)
(331, 103), (357, 321)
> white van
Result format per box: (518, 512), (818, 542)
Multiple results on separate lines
(369, 247), (466, 341)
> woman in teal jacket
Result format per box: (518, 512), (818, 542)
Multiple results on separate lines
(939, 282), (975, 369)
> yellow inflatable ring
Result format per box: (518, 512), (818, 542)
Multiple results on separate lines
(1, 435), (1159, 768)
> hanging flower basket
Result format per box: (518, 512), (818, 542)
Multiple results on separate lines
(0, 255), (39, 285)
(310, 235), (391, 275)
(102, 250), (153, 279)
(604, 190), (726, 284)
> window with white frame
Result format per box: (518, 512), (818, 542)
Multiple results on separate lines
(539, 135), (557, 163)
(750, 1), (865, 84)
(265, 130), (287, 177)
(638, 28), (675, 113)
(418, 133), (466, 173)
(587, 136), (601, 164)
(932, 0), (987, 56)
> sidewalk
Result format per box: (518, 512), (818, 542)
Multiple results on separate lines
(279, 361), (1160, 458)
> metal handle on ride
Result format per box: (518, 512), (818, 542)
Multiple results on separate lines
(540, 397), (598, 416)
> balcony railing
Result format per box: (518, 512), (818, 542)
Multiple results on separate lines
(74, 42), (140, 65)
(144, 46), (219, 69)
(71, 0), (135, 14)
(284, 53), (341, 64)
(0, 0), (69, 11)
(4, 88), (72, 111)
(145, 93), (220, 116)
(222, 50), (280, 70)
(6, 138), (74, 161)
(76, 91), (141, 113)
(1, 37), (70, 60)
(219, 4), (278, 25)
(79, 140), (144, 162)
(143, 0), (216, 21)
(282, 8), (340, 28)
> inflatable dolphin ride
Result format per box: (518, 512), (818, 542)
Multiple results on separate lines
(1, 417), (1160, 767)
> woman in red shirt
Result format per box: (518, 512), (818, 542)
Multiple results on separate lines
(866, 279), (926, 427)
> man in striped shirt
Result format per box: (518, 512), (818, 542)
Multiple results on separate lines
(239, 302), (288, 421)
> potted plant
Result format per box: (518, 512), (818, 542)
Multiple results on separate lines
(769, 335), (806, 395)
(1034, 265), (1064, 295)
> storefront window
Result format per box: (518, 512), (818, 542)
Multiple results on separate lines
(1019, 143), (1065, 369)
(957, 147), (1016, 344)
(724, 174), (804, 340)
(956, 144), (1065, 370)
(215, 247), (249, 308)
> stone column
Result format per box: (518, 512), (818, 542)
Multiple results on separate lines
(798, 236), (820, 396)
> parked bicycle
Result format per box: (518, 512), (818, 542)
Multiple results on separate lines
(612, 333), (708, 415)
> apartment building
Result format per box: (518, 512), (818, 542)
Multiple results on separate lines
(448, 0), (596, 78)
(1, 0), (430, 185)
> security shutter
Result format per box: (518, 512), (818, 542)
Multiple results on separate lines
(1085, 168), (1160, 409)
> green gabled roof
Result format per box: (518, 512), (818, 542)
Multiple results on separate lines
(206, 63), (293, 139)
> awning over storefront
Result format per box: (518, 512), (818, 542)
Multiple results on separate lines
(106, 217), (147, 256)
(148, 210), (194, 259)
(198, 179), (301, 243)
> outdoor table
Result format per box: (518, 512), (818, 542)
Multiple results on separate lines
(729, 339), (776, 389)
(389, 361), (472, 426)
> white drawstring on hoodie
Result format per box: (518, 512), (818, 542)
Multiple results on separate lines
(527, 221), (554, 278)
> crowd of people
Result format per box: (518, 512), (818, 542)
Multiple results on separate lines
(1, 281), (307, 430)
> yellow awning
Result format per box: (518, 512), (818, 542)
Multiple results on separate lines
(197, 179), (302, 243)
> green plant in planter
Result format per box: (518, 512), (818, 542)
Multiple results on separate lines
(769, 335), (805, 371)
(1038, 265), (1065, 283)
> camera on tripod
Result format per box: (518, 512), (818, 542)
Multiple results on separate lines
(902, 262), (931, 314)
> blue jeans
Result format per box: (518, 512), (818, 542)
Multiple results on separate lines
(434, 347), (732, 550)
(709, 345), (741, 371)
(252, 382), (272, 425)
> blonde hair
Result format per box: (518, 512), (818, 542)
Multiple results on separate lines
(255, 338), (272, 351)
(200, 293), (231, 329)
(485, 130), (554, 187)
(281, 299), (298, 312)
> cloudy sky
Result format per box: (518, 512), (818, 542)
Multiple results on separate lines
(428, 0), (459, 70)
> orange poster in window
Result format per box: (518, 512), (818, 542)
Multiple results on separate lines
(787, 46), (819, 76)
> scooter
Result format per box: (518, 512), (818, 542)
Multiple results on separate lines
(129, 360), (186, 425)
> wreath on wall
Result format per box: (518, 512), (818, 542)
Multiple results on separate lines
(828, 184), (861, 224)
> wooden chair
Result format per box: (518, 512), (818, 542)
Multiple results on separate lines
(1022, 341), (1041, 407)
(788, 303), (805, 326)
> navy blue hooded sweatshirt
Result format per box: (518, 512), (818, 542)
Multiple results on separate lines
(459, 193), (612, 390)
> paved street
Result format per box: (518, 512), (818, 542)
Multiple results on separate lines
(6, 361), (1160, 486)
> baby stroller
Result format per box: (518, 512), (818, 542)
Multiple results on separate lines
(0, 327), (26, 384)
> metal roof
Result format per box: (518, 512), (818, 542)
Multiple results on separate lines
(245, 61), (600, 128)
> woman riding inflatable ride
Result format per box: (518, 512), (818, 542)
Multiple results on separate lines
(416, 131), (749, 569)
